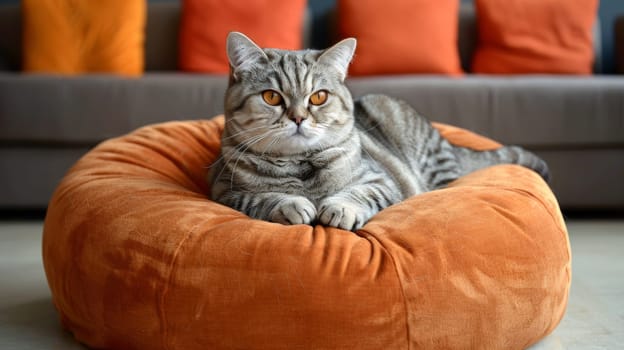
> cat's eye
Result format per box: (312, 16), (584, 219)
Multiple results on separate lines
(262, 90), (283, 106)
(309, 90), (329, 106)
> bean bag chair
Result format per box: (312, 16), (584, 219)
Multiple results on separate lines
(43, 116), (570, 350)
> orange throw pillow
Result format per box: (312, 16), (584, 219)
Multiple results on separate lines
(22, 0), (146, 76)
(179, 0), (307, 74)
(472, 0), (598, 74)
(338, 0), (462, 76)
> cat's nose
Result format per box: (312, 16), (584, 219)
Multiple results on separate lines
(289, 115), (307, 126)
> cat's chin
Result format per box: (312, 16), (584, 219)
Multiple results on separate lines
(270, 123), (326, 154)
(280, 133), (322, 154)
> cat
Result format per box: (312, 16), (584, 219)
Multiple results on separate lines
(208, 32), (549, 231)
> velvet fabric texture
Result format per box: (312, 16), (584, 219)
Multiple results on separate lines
(338, 0), (463, 76)
(22, 0), (146, 76)
(43, 117), (570, 349)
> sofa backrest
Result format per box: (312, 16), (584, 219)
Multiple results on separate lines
(0, 2), (603, 73)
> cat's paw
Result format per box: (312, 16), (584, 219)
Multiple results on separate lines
(318, 199), (369, 231)
(269, 197), (317, 226)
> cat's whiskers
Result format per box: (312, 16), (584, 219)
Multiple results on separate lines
(362, 121), (381, 133)
(228, 131), (275, 190)
(211, 131), (274, 184)
(206, 126), (278, 169)
(260, 134), (283, 158)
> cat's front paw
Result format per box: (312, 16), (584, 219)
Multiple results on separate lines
(269, 197), (317, 226)
(318, 199), (370, 231)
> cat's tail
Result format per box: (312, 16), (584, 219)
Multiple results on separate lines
(453, 145), (550, 182)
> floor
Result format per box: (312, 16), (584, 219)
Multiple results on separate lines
(0, 220), (622, 349)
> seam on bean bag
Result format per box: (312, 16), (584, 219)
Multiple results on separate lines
(356, 229), (411, 350)
(508, 184), (571, 346)
(159, 223), (201, 350)
(463, 183), (571, 346)
(490, 184), (570, 271)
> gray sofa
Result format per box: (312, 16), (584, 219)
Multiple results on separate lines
(1, 2), (623, 211)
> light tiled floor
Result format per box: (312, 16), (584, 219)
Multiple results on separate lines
(0, 220), (622, 349)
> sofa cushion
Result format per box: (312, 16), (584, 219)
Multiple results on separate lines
(472, 0), (598, 74)
(22, 0), (146, 76)
(179, 0), (306, 73)
(338, 0), (462, 76)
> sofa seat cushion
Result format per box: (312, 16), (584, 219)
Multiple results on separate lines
(43, 117), (570, 349)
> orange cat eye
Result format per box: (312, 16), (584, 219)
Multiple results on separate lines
(262, 90), (283, 106)
(309, 90), (328, 106)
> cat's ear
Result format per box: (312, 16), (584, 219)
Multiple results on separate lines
(226, 32), (268, 77)
(318, 38), (357, 81)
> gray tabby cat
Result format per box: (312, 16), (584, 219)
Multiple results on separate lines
(208, 32), (549, 231)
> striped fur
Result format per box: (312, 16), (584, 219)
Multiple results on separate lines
(208, 32), (549, 231)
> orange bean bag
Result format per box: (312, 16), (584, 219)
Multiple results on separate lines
(43, 116), (570, 350)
